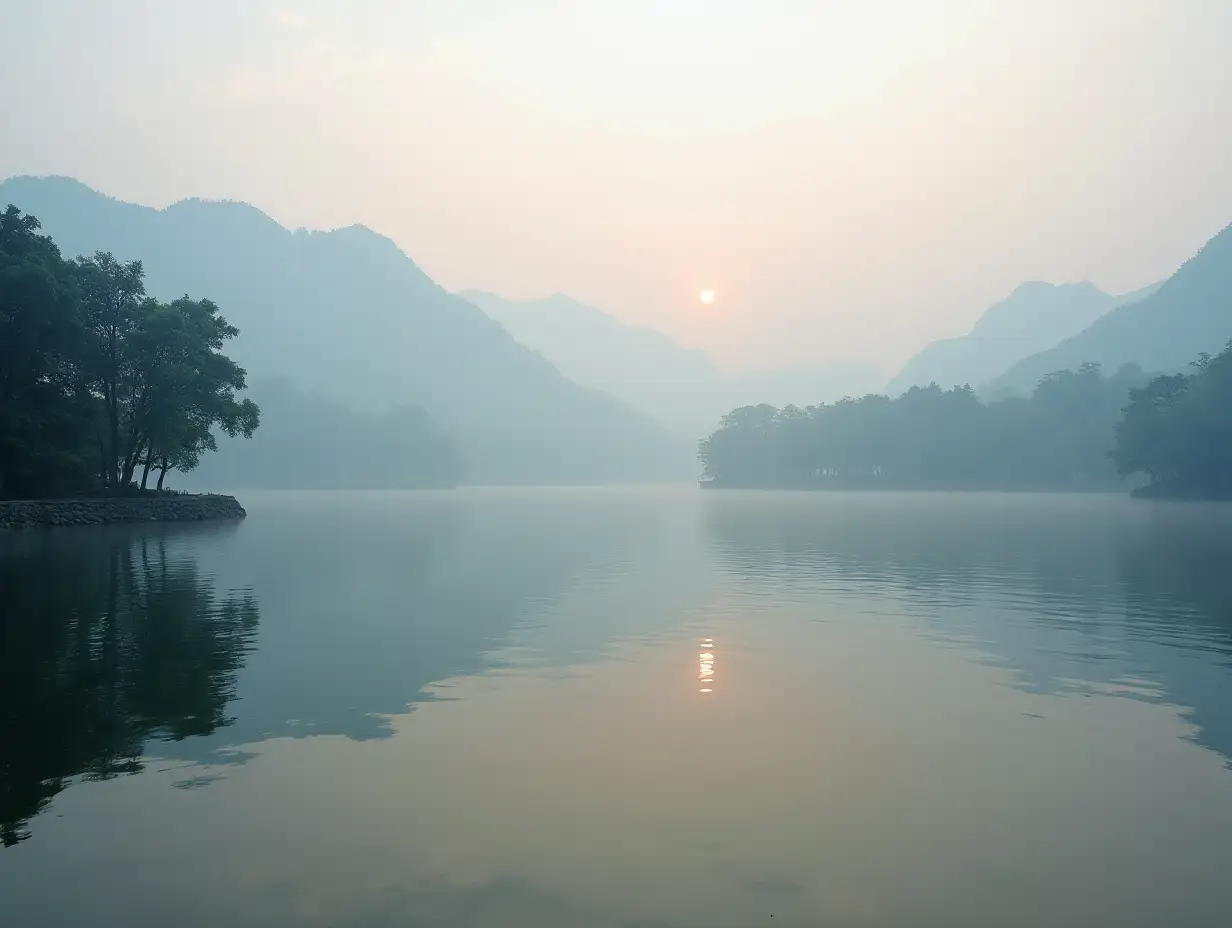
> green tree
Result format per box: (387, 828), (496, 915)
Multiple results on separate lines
(1114, 373), (1190, 487)
(1, 209), (260, 497)
(701, 365), (1149, 492)
(0, 207), (95, 498)
(121, 295), (259, 489)
(73, 252), (146, 489)
(1116, 341), (1232, 497)
(71, 256), (259, 491)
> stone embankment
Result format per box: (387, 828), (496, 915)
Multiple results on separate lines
(0, 495), (246, 529)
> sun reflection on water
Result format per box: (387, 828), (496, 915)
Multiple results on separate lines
(699, 637), (715, 694)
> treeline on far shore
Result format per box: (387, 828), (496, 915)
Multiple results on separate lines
(699, 343), (1232, 499)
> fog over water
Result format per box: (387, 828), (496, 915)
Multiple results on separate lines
(5, 4), (1232, 926)
(3, 491), (1232, 927)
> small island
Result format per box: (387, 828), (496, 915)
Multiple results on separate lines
(0, 206), (259, 526)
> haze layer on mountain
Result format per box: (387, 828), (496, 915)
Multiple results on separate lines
(886, 280), (1160, 396)
(986, 221), (1232, 397)
(464, 290), (882, 434)
(0, 176), (687, 484)
(183, 379), (462, 490)
(4, 2), (1231, 372)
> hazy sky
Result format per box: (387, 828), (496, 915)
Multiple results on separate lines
(3, 0), (1232, 372)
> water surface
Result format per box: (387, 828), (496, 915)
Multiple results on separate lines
(3, 489), (1232, 927)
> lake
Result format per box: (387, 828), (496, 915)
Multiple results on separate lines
(3, 489), (1232, 927)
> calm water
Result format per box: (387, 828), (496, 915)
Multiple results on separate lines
(3, 489), (1232, 927)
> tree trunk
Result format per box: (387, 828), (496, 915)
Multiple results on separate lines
(121, 397), (147, 488)
(97, 432), (111, 489)
(121, 438), (142, 488)
(156, 459), (169, 491)
(106, 311), (121, 492)
(140, 455), (153, 491)
(107, 384), (121, 491)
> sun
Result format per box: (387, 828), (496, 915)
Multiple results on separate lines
(700, 289), (716, 305)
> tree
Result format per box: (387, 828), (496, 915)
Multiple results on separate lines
(700, 364), (1150, 491)
(1116, 340), (1232, 497)
(1114, 373), (1190, 486)
(0, 209), (260, 497)
(73, 252), (146, 489)
(120, 295), (259, 490)
(147, 396), (258, 491)
(71, 257), (260, 492)
(0, 207), (95, 498)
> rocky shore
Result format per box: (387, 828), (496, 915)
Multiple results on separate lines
(0, 494), (246, 529)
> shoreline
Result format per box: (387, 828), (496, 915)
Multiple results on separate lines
(1131, 483), (1232, 500)
(697, 480), (1131, 493)
(0, 495), (247, 529)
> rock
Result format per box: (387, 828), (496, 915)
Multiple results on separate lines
(0, 495), (247, 530)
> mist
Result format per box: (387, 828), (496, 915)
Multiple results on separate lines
(8, 5), (1232, 926)
(3, 1), (1232, 373)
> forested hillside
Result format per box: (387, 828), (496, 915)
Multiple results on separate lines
(1, 176), (687, 484)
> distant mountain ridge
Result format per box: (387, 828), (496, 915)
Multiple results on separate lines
(886, 279), (1161, 396)
(461, 289), (723, 434)
(462, 289), (883, 434)
(1, 175), (686, 484)
(985, 221), (1232, 396)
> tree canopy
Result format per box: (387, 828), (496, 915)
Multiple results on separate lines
(1115, 341), (1232, 498)
(0, 206), (259, 498)
(700, 363), (1152, 491)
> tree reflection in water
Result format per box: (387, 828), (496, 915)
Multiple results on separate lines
(0, 528), (258, 847)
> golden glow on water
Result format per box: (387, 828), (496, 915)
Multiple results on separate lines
(11, 492), (1232, 927)
(698, 638), (715, 693)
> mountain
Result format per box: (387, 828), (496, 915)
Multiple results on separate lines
(886, 280), (1160, 396)
(0, 176), (687, 484)
(986, 222), (1232, 396)
(184, 379), (462, 490)
(461, 289), (883, 434)
(461, 290), (722, 434)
